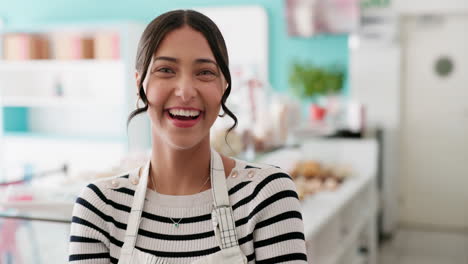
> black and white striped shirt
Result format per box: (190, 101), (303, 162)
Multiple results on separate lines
(68, 159), (308, 263)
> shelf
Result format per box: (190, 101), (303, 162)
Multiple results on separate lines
(3, 132), (126, 143)
(0, 21), (149, 191)
(1, 96), (124, 108)
(0, 59), (124, 71)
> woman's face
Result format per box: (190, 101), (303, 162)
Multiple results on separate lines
(138, 26), (225, 150)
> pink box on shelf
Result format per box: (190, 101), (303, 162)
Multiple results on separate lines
(53, 34), (94, 60)
(94, 32), (120, 60)
(3, 33), (50, 60)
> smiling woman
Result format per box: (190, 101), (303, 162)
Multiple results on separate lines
(68, 9), (308, 264)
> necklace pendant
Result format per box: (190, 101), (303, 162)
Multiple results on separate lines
(174, 223), (179, 228)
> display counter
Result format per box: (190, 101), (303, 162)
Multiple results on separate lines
(1, 139), (378, 264)
(257, 139), (378, 264)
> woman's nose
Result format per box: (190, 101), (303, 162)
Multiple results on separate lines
(174, 75), (196, 102)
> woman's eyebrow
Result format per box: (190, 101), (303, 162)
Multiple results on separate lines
(154, 56), (178, 63)
(195, 58), (218, 66)
(153, 57), (217, 66)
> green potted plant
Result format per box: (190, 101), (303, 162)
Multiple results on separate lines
(289, 62), (345, 122)
(289, 62), (345, 98)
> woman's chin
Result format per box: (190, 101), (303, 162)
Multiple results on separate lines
(164, 135), (207, 151)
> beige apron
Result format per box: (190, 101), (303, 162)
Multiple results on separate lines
(117, 149), (248, 264)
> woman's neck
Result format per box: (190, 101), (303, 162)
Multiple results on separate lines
(149, 138), (212, 196)
(148, 137), (236, 195)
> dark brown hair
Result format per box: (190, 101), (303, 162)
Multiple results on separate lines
(127, 9), (238, 133)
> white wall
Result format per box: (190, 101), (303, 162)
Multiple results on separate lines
(349, 39), (401, 235)
(395, 0), (468, 14)
(350, 0), (468, 234)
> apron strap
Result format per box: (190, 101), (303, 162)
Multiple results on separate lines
(120, 160), (150, 259)
(210, 149), (240, 249)
(210, 149), (229, 207)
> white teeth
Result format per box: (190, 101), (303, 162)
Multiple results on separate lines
(168, 109), (200, 117)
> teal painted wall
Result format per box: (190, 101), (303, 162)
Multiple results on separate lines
(3, 107), (29, 132)
(0, 0), (349, 94)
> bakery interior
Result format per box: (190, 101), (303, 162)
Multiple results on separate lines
(1, 0), (468, 263)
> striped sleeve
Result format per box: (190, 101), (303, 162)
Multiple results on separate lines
(68, 183), (111, 263)
(250, 171), (308, 263)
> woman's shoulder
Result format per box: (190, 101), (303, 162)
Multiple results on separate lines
(231, 158), (296, 193)
(228, 158), (300, 216)
(234, 158), (290, 178)
(76, 167), (139, 201)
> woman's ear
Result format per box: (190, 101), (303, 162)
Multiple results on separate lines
(135, 71), (141, 94)
(221, 76), (228, 93)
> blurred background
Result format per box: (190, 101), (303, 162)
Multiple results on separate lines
(0, 0), (467, 263)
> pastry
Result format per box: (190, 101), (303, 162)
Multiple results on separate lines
(300, 161), (321, 179)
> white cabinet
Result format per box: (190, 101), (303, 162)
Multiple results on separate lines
(0, 22), (150, 180)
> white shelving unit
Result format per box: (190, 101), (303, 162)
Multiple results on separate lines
(258, 139), (378, 264)
(0, 60), (126, 108)
(0, 22), (150, 181)
(1, 96), (123, 108)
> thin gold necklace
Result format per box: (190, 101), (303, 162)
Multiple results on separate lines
(149, 169), (210, 228)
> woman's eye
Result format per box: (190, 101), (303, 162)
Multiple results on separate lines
(199, 70), (215, 76)
(197, 70), (217, 81)
(156, 67), (174, 74)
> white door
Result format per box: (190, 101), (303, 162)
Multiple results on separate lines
(400, 14), (468, 229)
